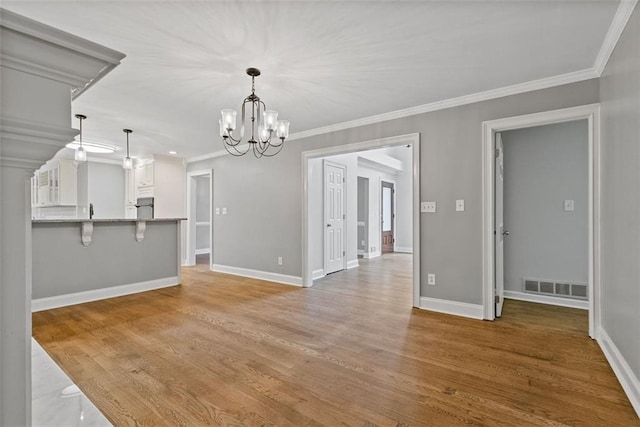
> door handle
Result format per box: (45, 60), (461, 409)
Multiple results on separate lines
(327, 224), (331, 227)
(502, 230), (510, 236)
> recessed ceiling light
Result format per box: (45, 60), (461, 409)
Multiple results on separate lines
(66, 140), (118, 154)
(169, 151), (177, 155)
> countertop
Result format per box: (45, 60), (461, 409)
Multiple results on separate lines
(32, 218), (186, 223)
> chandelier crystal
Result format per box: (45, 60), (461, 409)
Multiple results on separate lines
(219, 68), (289, 158)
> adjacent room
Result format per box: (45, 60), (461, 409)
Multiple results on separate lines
(1, 1), (639, 426)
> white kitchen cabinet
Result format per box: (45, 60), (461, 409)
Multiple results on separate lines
(31, 159), (78, 207)
(130, 155), (185, 218)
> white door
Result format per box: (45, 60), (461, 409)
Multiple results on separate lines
(495, 132), (506, 317)
(324, 161), (346, 275)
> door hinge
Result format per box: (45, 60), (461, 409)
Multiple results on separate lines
(343, 214), (345, 219)
(495, 148), (500, 158)
(495, 295), (500, 304)
(343, 177), (345, 183)
(343, 251), (346, 256)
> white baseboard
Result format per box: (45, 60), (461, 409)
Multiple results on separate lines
(504, 290), (588, 310)
(347, 260), (359, 269)
(357, 249), (365, 256)
(32, 276), (180, 312)
(312, 269), (325, 280)
(211, 264), (302, 287)
(395, 246), (413, 254)
(419, 296), (484, 320)
(195, 248), (210, 255)
(363, 251), (381, 259)
(598, 328), (640, 418)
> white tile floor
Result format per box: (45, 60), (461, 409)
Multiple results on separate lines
(32, 338), (112, 427)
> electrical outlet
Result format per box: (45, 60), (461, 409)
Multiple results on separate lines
(421, 201), (436, 213)
(564, 199), (574, 211)
(361, 240), (365, 246)
(222, 207), (227, 215)
(427, 273), (436, 285)
(215, 207), (220, 215)
(277, 256), (283, 265)
(456, 199), (465, 212)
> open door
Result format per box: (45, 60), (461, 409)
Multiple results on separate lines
(381, 181), (394, 253)
(324, 161), (346, 275)
(495, 133), (506, 317)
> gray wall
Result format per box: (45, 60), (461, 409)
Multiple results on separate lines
(600, 6), (640, 381)
(88, 162), (125, 219)
(502, 121), (588, 293)
(189, 78), (599, 304)
(32, 221), (179, 299)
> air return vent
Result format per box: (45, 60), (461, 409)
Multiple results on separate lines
(522, 278), (588, 300)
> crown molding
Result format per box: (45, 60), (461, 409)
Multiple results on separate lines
(286, 68), (598, 142)
(1, 116), (78, 169)
(594, 0), (638, 76)
(0, 8), (125, 99)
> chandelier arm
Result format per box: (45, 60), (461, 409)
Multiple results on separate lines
(240, 99), (246, 139)
(258, 142), (285, 157)
(223, 141), (249, 156)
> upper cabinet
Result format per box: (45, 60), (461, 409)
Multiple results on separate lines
(126, 155), (185, 218)
(31, 159), (77, 207)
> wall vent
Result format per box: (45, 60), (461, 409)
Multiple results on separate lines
(522, 277), (588, 300)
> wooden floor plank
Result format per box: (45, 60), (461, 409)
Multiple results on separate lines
(33, 254), (639, 426)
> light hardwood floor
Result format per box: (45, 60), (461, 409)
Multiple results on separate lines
(33, 254), (639, 426)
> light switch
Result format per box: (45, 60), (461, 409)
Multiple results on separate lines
(456, 199), (465, 212)
(564, 200), (574, 211)
(215, 208), (220, 215)
(222, 207), (227, 215)
(421, 201), (436, 213)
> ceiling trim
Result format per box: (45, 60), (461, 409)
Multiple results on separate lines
(286, 67), (598, 143)
(593, 0), (638, 76)
(188, 68), (597, 164)
(0, 8), (126, 100)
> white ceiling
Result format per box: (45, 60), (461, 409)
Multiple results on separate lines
(3, 1), (620, 161)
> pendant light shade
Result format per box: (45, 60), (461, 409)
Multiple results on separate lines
(74, 114), (87, 162)
(122, 129), (133, 170)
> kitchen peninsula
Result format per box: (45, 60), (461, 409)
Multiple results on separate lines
(31, 217), (185, 311)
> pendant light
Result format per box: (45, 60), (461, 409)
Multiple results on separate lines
(122, 129), (133, 170)
(74, 114), (87, 162)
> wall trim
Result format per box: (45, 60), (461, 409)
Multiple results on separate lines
(347, 260), (359, 269)
(419, 297), (484, 320)
(598, 328), (640, 418)
(363, 250), (381, 259)
(195, 248), (210, 255)
(395, 247), (413, 254)
(211, 264), (302, 287)
(312, 269), (325, 280)
(504, 290), (588, 310)
(31, 276), (180, 312)
(593, 0), (639, 76)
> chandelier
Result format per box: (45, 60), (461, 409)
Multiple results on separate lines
(219, 68), (290, 158)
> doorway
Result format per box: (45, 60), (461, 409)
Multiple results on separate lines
(482, 104), (600, 338)
(302, 133), (421, 307)
(381, 181), (395, 254)
(186, 169), (213, 267)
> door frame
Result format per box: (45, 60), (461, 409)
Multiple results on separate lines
(302, 133), (421, 308)
(323, 160), (348, 275)
(481, 104), (600, 338)
(185, 169), (213, 267)
(380, 178), (397, 253)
